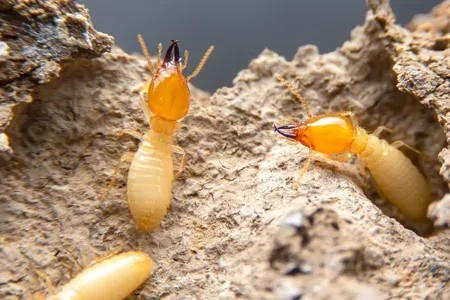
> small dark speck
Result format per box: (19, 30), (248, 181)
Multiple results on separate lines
(331, 222), (340, 230)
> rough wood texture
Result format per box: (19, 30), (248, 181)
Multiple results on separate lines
(0, 0), (449, 299)
(368, 0), (450, 228)
(0, 0), (113, 151)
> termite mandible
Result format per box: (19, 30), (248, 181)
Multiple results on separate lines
(273, 76), (432, 221)
(101, 35), (214, 231)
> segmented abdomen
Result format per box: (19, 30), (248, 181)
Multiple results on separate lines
(358, 136), (431, 220)
(127, 130), (173, 231)
(49, 251), (152, 300)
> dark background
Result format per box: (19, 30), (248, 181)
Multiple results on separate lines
(78, 0), (441, 92)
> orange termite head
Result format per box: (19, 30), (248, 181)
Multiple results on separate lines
(274, 114), (356, 154)
(148, 40), (190, 121)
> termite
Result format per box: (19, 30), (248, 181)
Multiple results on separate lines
(273, 76), (432, 221)
(40, 251), (153, 300)
(103, 36), (213, 231)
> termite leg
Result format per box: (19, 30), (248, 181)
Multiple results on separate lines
(293, 150), (314, 190)
(119, 129), (143, 141)
(324, 152), (352, 162)
(391, 140), (434, 160)
(139, 87), (153, 125)
(318, 151), (367, 189)
(85, 250), (121, 268)
(356, 158), (369, 190)
(372, 126), (394, 137)
(375, 128), (435, 160)
(172, 145), (187, 179)
(97, 152), (135, 200)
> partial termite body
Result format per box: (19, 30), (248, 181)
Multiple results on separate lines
(46, 251), (153, 300)
(274, 76), (432, 221)
(117, 36), (213, 231)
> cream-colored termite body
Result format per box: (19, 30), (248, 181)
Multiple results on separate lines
(113, 36), (213, 231)
(274, 76), (432, 221)
(47, 251), (153, 300)
(127, 117), (178, 231)
(349, 127), (431, 220)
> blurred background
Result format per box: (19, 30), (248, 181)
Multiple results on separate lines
(78, 0), (441, 92)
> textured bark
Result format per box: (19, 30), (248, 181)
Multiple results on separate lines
(367, 0), (450, 228)
(0, 0), (113, 152)
(0, 0), (449, 299)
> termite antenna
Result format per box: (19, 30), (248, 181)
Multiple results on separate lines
(157, 43), (163, 66)
(276, 76), (313, 119)
(181, 50), (189, 70)
(137, 34), (156, 76)
(186, 45), (214, 81)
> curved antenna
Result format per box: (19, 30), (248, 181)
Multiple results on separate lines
(186, 45), (214, 82)
(276, 76), (313, 118)
(181, 50), (189, 70)
(137, 34), (155, 76)
(156, 43), (163, 66)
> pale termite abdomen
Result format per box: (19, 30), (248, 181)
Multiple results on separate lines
(128, 129), (174, 231)
(48, 251), (153, 300)
(353, 129), (431, 220)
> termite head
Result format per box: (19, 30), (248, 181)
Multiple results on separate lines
(139, 34), (213, 121)
(274, 114), (355, 154)
(148, 40), (190, 121)
(274, 123), (312, 148)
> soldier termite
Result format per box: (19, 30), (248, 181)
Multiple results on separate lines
(36, 251), (153, 300)
(101, 36), (213, 231)
(273, 76), (432, 221)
